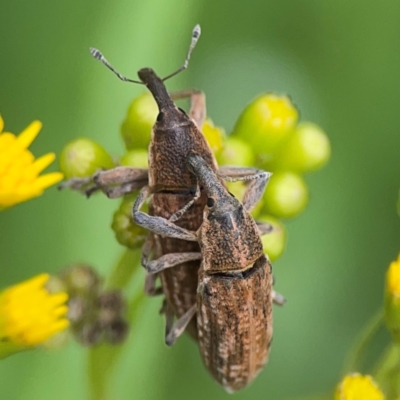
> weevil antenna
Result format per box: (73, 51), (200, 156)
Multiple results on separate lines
(89, 47), (144, 84)
(162, 24), (201, 82)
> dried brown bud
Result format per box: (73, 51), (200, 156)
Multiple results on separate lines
(61, 264), (102, 297)
(104, 319), (129, 344)
(77, 321), (103, 346)
(97, 290), (126, 325)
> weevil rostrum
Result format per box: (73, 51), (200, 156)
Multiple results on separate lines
(133, 153), (284, 392)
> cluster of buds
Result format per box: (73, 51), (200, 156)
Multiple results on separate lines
(60, 264), (129, 346)
(59, 92), (330, 262)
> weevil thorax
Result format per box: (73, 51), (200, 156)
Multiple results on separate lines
(138, 68), (217, 192)
(200, 195), (263, 274)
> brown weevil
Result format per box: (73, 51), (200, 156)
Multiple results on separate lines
(134, 153), (283, 392)
(60, 25), (277, 353)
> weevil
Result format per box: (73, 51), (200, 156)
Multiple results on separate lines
(61, 25), (274, 343)
(133, 152), (282, 392)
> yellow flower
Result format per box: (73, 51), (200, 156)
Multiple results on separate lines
(0, 115), (63, 209)
(385, 253), (400, 342)
(201, 118), (225, 156)
(386, 254), (400, 298)
(335, 373), (385, 400)
(0, 274), (69, 358)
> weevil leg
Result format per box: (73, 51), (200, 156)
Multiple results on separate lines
(256, 221), (274, 236)
(144, 273), (163, 296)
(141, 233), (156, 266)
(272, 290), (286, 306)
(59, 167), (149, 198)
(168, 184), (201, 223)
(171, 89), (206, 127)
(160, 301), (175, 341)
(143, 252), (202, 274)
(218, 166), (272, 212)
(133, 186), (198, 242)
(165, 304), (197, 346)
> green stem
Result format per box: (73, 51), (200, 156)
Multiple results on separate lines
(373, 343), (400, 400)
(106, 248), (141, 289)
(88, 248), (144, 400)
(342, 307), (384, 374)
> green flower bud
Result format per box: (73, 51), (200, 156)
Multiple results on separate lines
(120, 149), (148, 168)
(266, 122), (331, 173)
(201, 118), (226, 156)
(120, 92), (157, 150)
(262, 172), (308, 218)
(216, 137), (255, 167)
(112, 194), (148, 249)
(59, 138), (114, 179)
(258, 215), (286, 262)
(232, 94), (298, 161)
(385, 254), (400, 343)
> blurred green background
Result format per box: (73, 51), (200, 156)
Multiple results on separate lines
(0, 0), (399, 399)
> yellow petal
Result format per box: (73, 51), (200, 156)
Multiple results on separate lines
(0, 133), (17, 154)
(31, 153), (56, 174)
(33, 172), (64, 191)
(17, 120), (42, 149)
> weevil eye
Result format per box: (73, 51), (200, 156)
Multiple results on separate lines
(178, 107), (187, 115)
(157, 112), (165, 122)
(207, 197), (215, 207)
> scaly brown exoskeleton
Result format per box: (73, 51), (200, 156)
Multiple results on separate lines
(60, 26), (273, 342)
(134, 153), (283, 392)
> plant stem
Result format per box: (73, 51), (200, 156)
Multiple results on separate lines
(342, 308), (384, 374)
(88, 248), (144, 400)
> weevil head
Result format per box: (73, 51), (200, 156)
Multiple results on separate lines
(137, 68), (191, 129)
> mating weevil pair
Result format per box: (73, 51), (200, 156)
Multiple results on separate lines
(63, 25), (284, 392)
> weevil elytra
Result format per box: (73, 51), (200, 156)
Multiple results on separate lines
(134, 153), (280, 392)
(60, 25), (276, 348)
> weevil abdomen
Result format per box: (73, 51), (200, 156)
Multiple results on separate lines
(197, 255), (273, 392)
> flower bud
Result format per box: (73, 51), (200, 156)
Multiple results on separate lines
(77, 321), (103, 346)
(97, 290), (125, 325)
(335, 373), (384, 400)
(120, 93), (157, 150)
(112, 194), (148, 249)
(104, 319), (129, 344)
(258, 215), (286, 261)
(59, 138), (114, 179)
(201, 118), (225, 156)
(262, 172), (308, 219)
(216, 137), (255, 167)
(120, 149), (148, 168)
(60, 264), (102, 298)
(232, 94), (298, 161)
(385, 254), (400, 342)
(266, 122), (331, 173)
